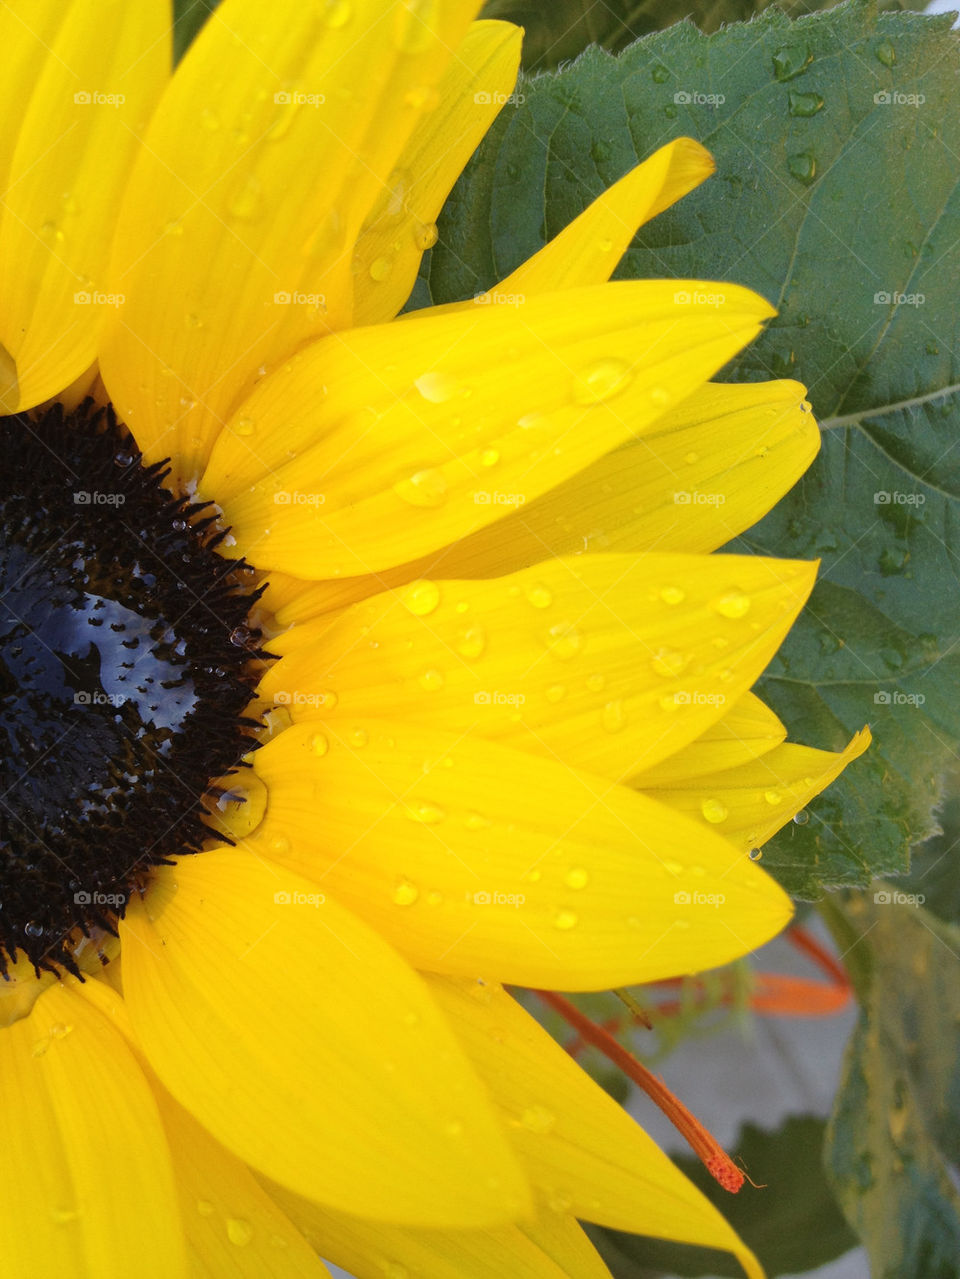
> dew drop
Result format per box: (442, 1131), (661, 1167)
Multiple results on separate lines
(521, 1104), (557, 1133)
(793, 808), (810, 825)
(659, 585), (685, 605)
(713, 589), (751, 619)
(418, 667), (444, 691)
(394, 468), (448, 508)
(772, 43), (812, 81)
(414, 221), (439, 250)
(787, 152), (817, 184)
(651, 64), (670, 83)
(763, 789), (783, 806)
(663, 859), (684, 876)
(310, 732), (329, 757)
(701, 798), (729, 824)
(564, 867), (589, 890)
(545, 684), (566, 703)
(349, 728), (369, 748)
(414, 371), (462, 403)
(544, 622), (583, 660)
(479, 447), (499, 467)
(572, 358), (633, 404)
(663, 103), (678, 119)
(403, 801), (445, 825)
(651, 648), (688, 677)
(875, 38), (896, 67)
(402, 578), (441, 616)
(228, 174), (263, 220)
(464, 811), (492, 831)
(226, 1218), (254, 1247)
(196, 1200), (215, 1217)
(369, 255), (393, 282)
(456, 626), (485, 659)
(24, 921), (44, 938)
(601, 699), (626, 733)
(199, 106), (220, 131)
(554, 909), (578, 930)
(585, 673), (605, 693)
(393, 880), (420, 906)
(788, 90), (824, 117)
(748, 847), (763, 861)
(525, 582), (553, 609)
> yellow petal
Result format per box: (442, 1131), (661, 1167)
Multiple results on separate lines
(641, 728), (872, 853)
(430, 977), (764, 1279)
(631, 692), (787, 786)
(120, 849), (530, 1227)
(254, 377), (817, 628)
(202, 280), (774, 577)
(247, 719), (793, 988)
(0, 982), (187, 1276)
(498, 137), (715, 294)
(353, 20), (523, 326)
(99, 0), (481, 486)
(149, 1074), (332, 1277)
(265, 1182), (607, 1279)
(259, 552), (816, 781)
(0, 0), (169, 410)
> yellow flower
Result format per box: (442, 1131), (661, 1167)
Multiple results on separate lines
(0, 2), (868, 1277)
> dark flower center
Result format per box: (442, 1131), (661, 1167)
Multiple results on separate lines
(0, 401), (266, 976)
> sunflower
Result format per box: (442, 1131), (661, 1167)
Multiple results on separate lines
(0, 2), (868, 1276)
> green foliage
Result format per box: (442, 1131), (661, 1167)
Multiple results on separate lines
(416, 0), (960, 899)
(823, 893), (960, 1277)
(172, 0), (219, 64)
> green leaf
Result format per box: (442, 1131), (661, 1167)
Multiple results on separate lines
(416, 0), (960, 898)
(478, 0), (913, 70)
(822, 893), (960, 1277)
(172, 0), (219, 65)
(591, 1114), (857, 1277)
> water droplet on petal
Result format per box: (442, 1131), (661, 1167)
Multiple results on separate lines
(659, 585), (685, 605)
(651, 648), (688, 677)
(310, 732), (329, 757)
(764, 789), (782, 806)
(196, 1199), (215, 1217)
(369, 255), (393, 282)
(601, 699), (626, 733)
(663, 859), (684, 876)
(229, 174), (263, 220)
(394, 468), (448, 508)
(701, 798), (729, 824)
(414, 220), (438, 250)
(403, 801), (445, 825)
(572, 358), (633, 404)
(479, 447), (499, 467)
(585, 673), (605, 693)
(554, 909), (578, 930)
(456, 626), (485, 659)
(793, 808), (810, 825)
(748, 847), (763, 860)
(545, 684), (565, 703)
(321, 0), (353, 27)
(227, 1218), (254, 1247)
(713, 589), (751, 619)
(520, 1104), (557, 1132)
(564, 867), (589, 889)
(464, 811), (492, 831)
(545, 622), (583, 660)
(401, 579), (441, 616)
(393, 880), (420, 905)
(525, 582), (553, 609)
(414, 370), (462, 403)
(418, 667), (444, 691)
